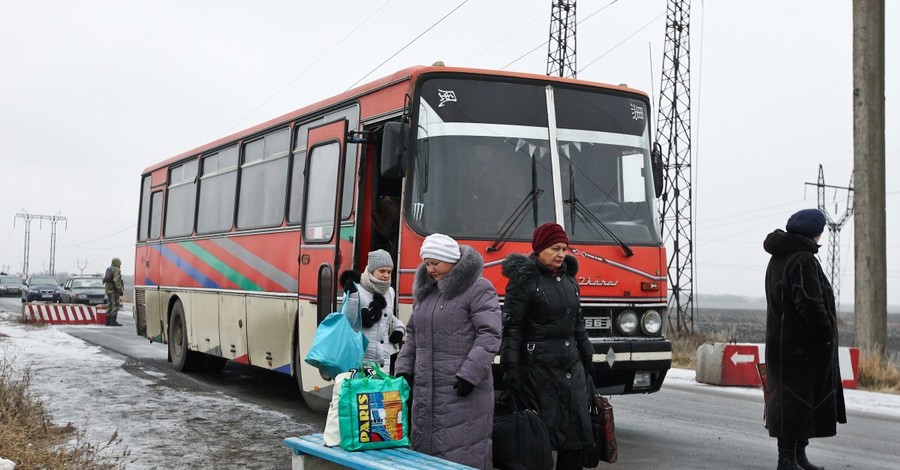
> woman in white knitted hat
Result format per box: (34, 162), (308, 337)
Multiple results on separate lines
(339, 249), (406, 371)
(394, 233), (502, 470)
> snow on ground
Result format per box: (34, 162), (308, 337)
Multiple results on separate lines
(0, 310), (317, 469)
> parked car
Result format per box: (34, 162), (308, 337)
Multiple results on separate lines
(21, 275), (62, 303)
(0, 275), (25, 297)
(61, 275), (108, 305)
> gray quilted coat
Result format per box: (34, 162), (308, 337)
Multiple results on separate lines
(394, 245), (502, 470)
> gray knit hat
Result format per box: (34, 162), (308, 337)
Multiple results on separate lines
(366, 249), (394, 273)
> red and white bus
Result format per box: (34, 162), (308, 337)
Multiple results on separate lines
(134, 65), (671, 412)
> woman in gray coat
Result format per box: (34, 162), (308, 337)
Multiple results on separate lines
(394, 233), (502, 470)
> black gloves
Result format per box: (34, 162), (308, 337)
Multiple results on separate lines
(397, 373), (413, 388)
(361, 308), (380, 329)
(389, 330), (404, 344)
(339, 270), (360, 293)
(454, 377), (475, 397)
(582, 357), (595, 378)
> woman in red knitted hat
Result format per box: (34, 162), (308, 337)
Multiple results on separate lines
(499, 222), (594, 470)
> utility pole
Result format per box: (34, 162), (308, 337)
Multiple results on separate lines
(547, 0), (577, 78)
(656, 0), (694, 333)
(14, 210), (68, 276)
(806, 165), (853, 310)
(853, 0), (886, 355)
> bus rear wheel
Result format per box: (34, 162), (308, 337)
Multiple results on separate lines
(169, 300), (201, 372)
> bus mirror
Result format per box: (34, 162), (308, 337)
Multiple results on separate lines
(651, 142), (664, 198)
(381, 121), (408, 179)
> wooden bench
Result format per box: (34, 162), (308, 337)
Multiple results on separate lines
(283, 434), (476, 470)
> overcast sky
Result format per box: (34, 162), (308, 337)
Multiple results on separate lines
(0, 0), (896, 306)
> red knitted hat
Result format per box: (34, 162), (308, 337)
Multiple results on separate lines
(532, 223), (569, 254)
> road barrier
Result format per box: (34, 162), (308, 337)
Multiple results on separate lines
(21, 303), (104, 325)
(695, 342), (859, 389)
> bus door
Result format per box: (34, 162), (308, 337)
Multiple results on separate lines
(299, 119), (350, 322)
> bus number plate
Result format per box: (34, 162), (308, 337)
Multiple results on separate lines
(584, 317), (609, 329)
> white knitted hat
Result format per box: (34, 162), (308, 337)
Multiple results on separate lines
(366, 249), (394, 273)
(419, 233), (461, 263)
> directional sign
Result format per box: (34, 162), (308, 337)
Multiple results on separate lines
(730, 351), (756, 365)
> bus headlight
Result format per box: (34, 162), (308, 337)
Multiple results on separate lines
(616, 310), (638, 335)
(641, 310), (662, 335)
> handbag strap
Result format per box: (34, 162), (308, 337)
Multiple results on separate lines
(340, 288), (364, 331)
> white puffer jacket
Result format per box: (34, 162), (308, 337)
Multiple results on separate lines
(346, 284), (405, 370)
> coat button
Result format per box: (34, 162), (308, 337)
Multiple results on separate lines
(384, 313), (388, 317)
(565, 341), (570, 346)
(565, 373), (571, 379)
(566, 308), (571, 313)
(556, 277), (561, 281)
(380, 341), (384, 344)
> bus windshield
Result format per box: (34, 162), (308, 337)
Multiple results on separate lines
(409, 77), (661, 245)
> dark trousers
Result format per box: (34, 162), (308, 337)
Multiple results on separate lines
(556, 448), (584, 470)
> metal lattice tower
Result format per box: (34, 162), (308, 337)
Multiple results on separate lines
(655, 0), (693, 333)
(809, 165), (854, 309)
(547, 0), (577, 78)
(14, 211), (68, 275)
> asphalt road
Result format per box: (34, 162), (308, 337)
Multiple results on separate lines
(4, 296), (898, 469)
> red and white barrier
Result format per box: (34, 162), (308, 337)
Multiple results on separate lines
(21, 303), (104, 325)
(695, 342), (859, 389)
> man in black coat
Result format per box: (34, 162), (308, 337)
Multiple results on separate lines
(763, 209), (847, 470)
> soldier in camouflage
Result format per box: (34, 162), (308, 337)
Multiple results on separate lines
(104, 257), (124, 326)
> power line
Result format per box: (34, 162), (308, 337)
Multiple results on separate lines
(222, 0), (394, 136)
(345, 0), (470, 91)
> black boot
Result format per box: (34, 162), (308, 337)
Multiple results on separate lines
(777, 438), (802, 470)
(796, 440), (824, 470)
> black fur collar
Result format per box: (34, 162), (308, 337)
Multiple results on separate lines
(501, 253), (579, 283)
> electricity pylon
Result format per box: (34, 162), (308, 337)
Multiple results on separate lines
(14, 210), (68, 275)
(656, 0), (694, 333)
(806, 165), (854, 309)
(547, 0), (577, 78)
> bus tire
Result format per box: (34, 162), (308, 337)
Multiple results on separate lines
(168, 300), (200, 372)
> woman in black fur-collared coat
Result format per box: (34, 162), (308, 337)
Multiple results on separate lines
(500, 223), (593, 470)
(764, 209), (846, 470)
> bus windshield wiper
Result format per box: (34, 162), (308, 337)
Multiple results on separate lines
(486, 188), (544, 253)
(565, 167), (633, 257)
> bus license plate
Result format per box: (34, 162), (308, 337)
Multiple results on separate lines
(584, 317), (609, 329)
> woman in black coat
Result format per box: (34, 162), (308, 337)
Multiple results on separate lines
(764, 209), (846, 470)
(500, 223), (593, 470)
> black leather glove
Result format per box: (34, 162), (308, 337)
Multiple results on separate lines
(582, 357), (595, 378)
(360, 308), (379, 328)
(454, 377), (475, 397)
(397, 373), (413, 388)
(339, 270), (360, 293)
(389, 330), (403, 344)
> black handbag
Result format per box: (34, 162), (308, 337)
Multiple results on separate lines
(492, 388), (553, 470)
(584, 381), (617, 466)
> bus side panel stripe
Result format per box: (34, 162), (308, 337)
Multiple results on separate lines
(180, 241), (262, 291)
(152, 244), (222, 289)
(211, 238), (298, 292)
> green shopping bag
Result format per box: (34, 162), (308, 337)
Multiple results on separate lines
(338, 361), (411, 451)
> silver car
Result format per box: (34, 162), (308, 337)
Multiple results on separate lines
(61, 275), (108, 305)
